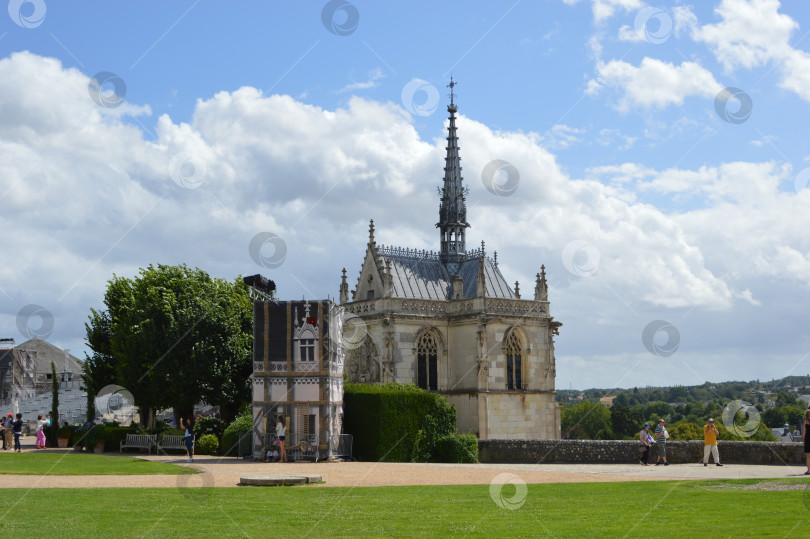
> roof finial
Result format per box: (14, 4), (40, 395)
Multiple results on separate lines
(448, 76), (456, 107)
(369, 219), (375, 244)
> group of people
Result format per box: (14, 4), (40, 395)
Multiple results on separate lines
(0, 412), (54, 452)
(639, 418), (724, 467)
(0, 413), (24, 452)
(265, 416), (287, 463)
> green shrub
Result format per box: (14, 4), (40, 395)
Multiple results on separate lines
(195, 416), (225, 443)
(343, 383), (457, 462)
(57, 425), (79, 445)
(435, 433), (478, 463)
(221, 413), (252, 456)
(196, 434), (219, 455)
(81, 424), (106, 451)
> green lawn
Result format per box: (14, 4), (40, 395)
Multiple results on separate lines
(3, 479), (810, 537)
(0, 452), (195, 475)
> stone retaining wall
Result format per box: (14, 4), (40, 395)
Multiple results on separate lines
(479, 439), (805, 465)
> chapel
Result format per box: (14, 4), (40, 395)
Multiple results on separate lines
(339, 83), (561, 439)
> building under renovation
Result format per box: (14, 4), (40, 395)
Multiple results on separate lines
(249, 299), (344, 461)
(0, 337), (83, 407)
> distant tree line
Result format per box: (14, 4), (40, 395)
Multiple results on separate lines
(561, 398), (791, 442)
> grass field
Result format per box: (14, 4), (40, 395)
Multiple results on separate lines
(3, 479), (810, 537)
(0, 452), (195, 475)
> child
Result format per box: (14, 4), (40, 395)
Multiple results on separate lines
(35, 414), (47, 449)
(265, 445), (280, 463)
(12, 413), (23, 453)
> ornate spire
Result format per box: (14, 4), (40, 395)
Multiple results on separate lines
(436, 77), (470, 265)
(339, 268), (349, 304)
(368, 219), (375, 245)
(535, 265), (548, 301)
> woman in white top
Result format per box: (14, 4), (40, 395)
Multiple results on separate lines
(275, 417), (287, 463)
(35, 414), (48, 449)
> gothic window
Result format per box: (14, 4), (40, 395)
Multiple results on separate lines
(417, 331), (438, 391)
(505, 330), (523, 390)
(300, 339), (315, 361)
(367, 290), (374, 300)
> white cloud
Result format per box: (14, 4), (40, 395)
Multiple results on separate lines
(693, 0), (810, 102)
(3, 51), (810, 389)
(587, 57), (723, 111)
(542, 124), (585, 149)
(563, 0), (644, 23)
(338, 68), (385, 93)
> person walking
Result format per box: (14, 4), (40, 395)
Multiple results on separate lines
(12, 413), (23, 453)
(655, 418), (669, 465)
(276, 416), (287, 463)
(703, 418), (723, 467)
(3, 414), (12, 450)
(181, 417), (195, 463)
(35, 414), (47, 449)
(802, 407), (810, 475)
(639, 423), (654, 466)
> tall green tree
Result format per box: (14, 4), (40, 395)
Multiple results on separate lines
(85, 264), (253, 427)
(609, 403), (643, 438)
(48, 361), (59, 447)
(562, 401), (611, 439)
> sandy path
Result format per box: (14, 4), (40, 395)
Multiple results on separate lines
(4, 443), (805, 488)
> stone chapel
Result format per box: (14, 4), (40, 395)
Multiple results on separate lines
(339, 84), (561, 440)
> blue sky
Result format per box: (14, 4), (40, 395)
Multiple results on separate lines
(2, 0), (810, 391)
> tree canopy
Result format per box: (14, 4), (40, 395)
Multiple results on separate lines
(83, 264), (253, 425)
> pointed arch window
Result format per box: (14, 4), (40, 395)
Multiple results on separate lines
(505, 330), (523, 390)
(417, 331), (438, 391)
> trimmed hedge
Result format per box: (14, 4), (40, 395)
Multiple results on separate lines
(221, 414), (252, 456)
(435, 433), (478, 463)
(343, 383), (457, 462)
(196, 434), (219, 455)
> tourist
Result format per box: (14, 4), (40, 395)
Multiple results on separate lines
(639, 423), (654, 466)
(654, 418), (669, 465)
(802, 408), (810, 475)
(703, 418), (722, 467)
(3, 414), (12, 450)
(0, 415), (5, 450)
(35, 414), (47, 449)
(265, 445), (279, 463)
(181, 417), (195, 463)
(12, 413), (23, 453)
(276, 416), (287, 463)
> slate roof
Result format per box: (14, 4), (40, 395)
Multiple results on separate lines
(381, 249), (516, 300)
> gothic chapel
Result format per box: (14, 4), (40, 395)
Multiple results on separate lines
(339, 83), (561, 440)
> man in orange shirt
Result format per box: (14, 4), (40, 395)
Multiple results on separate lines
(704, 418), (723, 467)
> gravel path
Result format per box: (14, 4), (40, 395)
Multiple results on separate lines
(4, 447), (807, 488)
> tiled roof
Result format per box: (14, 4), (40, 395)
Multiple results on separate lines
(384, 253), (516, 300)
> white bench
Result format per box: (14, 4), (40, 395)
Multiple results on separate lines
(157, 434), (194, 453)
(119, 434), (157, 454)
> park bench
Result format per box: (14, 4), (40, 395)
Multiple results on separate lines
(157, 434), (194, 454)
(119, 434), (157, 454)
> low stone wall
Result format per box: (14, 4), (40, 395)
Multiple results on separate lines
(478, 439), (806, 465)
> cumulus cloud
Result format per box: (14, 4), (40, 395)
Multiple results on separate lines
(586, 57), (723, 111)
(693, 0), (810, 102)
(2, 51), (809, 388)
